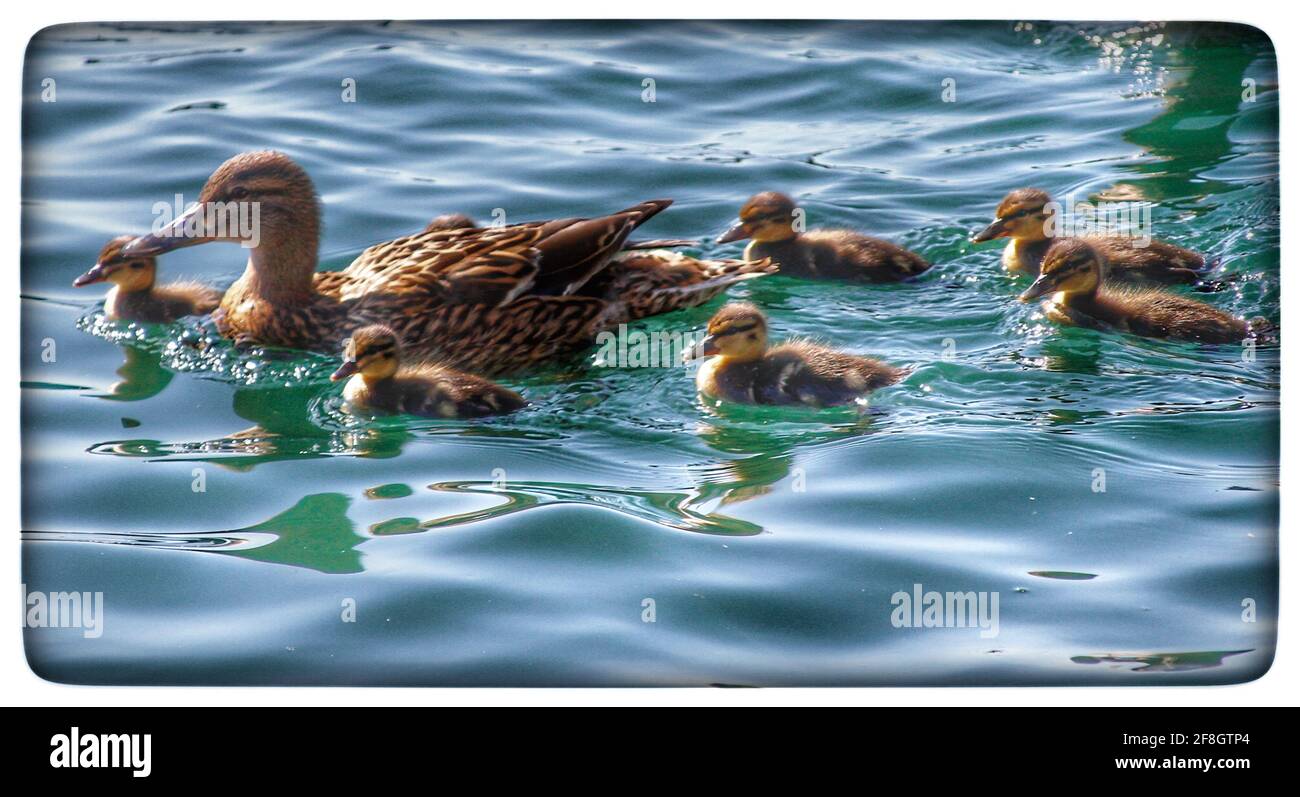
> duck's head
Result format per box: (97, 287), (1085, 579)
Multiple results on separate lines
(123, 151), (320, 261)
(691, 302), (769, 362)
(74, 235), (157, 293)
(332, 324), (401, 382)
(718, 192), (800, 244)
(1019, 239), (1104, 302)
(972, 188), (1053, 243)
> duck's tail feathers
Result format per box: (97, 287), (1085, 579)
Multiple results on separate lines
(607, 257), (777, 324)
(531, 199), (674, 296)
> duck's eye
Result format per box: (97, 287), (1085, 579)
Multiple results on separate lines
(229, 187), (249, 201)
(130, 261), (146, 269)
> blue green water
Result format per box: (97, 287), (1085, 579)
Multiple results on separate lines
(21, 21), (1278, 685)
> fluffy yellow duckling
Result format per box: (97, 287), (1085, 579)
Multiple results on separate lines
(73, 235), (221, 322)
(689, 302), (905, 407)
(331, 325), (525, 418)
(973, 188), (1205, 283)
(717, 192), (931, 282)
(1019, 240), (1262, 343)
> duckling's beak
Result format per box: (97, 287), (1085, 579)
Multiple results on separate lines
(72, 262), (109, 287)
(684, 334), (721, 361)
(121, 202), (216, 256)
(330, 360), (360, 381)
(1018, 275), (1055, 303)
(716, 220), (752, 244)
(972, 218), (1009, 243)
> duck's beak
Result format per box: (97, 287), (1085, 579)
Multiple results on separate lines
(330, 360), (360, 381)
(972, 218), (1009, 243)
(1018, 275), (1055, 303)
(683, 334), (721, 362)
(716, 220), (752, 244)
(72, 262), (109, 287)
(122, 202), (216, 257)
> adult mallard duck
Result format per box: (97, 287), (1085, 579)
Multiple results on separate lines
(331, 324), (525, 418)
(687, 302), (906, 406)
(122, 152), (769, 375)
(973, 188), (1206, 283)
(717, 192), (931, 282)
(73, 235), (221, 322)
(1019, 240), (1265, 343)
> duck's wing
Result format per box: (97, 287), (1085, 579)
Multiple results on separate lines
(524, 199), (672, 296)
(340, 226), (536, 304)
(341, 200), (672, 307)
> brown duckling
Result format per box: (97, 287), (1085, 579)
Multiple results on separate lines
(688, 302), (906, 407)
(717, 192), (931, 282)
(973, 188), (1205, 284)
(121, 151), (728, 375)
(330, 325), (525, 419)
(73, 235), (221, 322)
(1019, 240), (1262, 343)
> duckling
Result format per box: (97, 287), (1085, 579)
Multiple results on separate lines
(973, 188), (1205, 283)
(73, 235), (221, 322)
(1019, 240), (1260, 343)
(330, 325), (525, 419)
(688, 302), (905, 407)
(121, 151), (764, 375)
(717, 192), (931, 282)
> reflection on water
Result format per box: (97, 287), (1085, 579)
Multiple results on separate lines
(1071, 649), (1252, 673)
(91, 346), (174, 402)
(418, 479), (765, 536)
(225, 493), (365, 575)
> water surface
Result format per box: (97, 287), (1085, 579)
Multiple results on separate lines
(21, 20), (1278, 685)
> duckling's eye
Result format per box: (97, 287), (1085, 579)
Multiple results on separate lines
(229, 187), (249, 201)
(130, 261), (146, 269)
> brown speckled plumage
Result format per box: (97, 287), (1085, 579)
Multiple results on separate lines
(123, 152), (764, 375)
